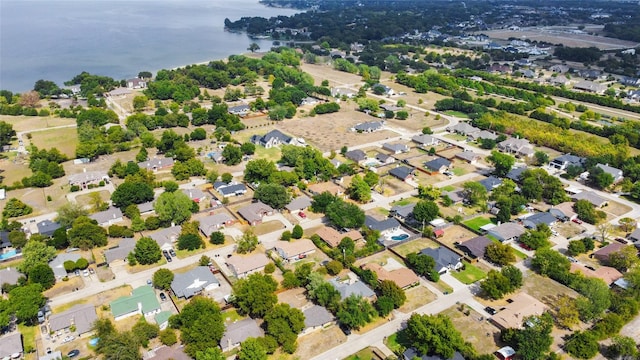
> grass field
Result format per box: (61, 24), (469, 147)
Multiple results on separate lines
(450, 261), (487, 284)
(441, 305), (502, 354)
(444, 110), (470, 119)
(463, 216), (493, 232)
(18, 324), (36, 353)
(28, 127), (78, 157)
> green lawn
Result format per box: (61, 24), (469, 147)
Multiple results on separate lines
(444, 110), (470, 119)
(450, 261), (487, 284)
(254, 146), (281, 162)
(18, 324), (36, 353)
(391, 197), (419, 207)
(441, 185), (455, 192)
(451, 167), (466, 176)
(463, 216), (493, 232)
(344, 348), (376, 360)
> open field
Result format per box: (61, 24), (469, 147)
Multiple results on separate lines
(441, 305), (503, 354)
(398, 285), (437, 313)
(481, 28), (640, 50)
(450, 261), (488, 284)
(296, 326), (346, 359)
(392, 237), (440, 257)
(28, 126), (78, 157)
(0, 115), (76, 132)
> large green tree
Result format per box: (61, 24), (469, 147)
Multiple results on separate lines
(244, 159), (277, 184)
(133, 237), (162, 265)
(264, 304), (305, 353)
(173, 297), (225, 357)
(233, 273), (278, 317)
(28, 264), (56, 289)
(487, 151), (515, 177)
(0, 121), (16, 149)
(152, 268), (174, 291)
(412, 200), (440, 224)
(326, 200), (365, 229)
(254, 183), (291, 209)
(347, 175), (372, 203)
(18, 240), (56, 273)
(336, 295), (376, 330)
(154, 191), (193, 224)
(9, 283), (46, 324)
(238, 337), (268, 360)
(110, 181), (154, 208)
(67, 216), (108, 250)
(2, 198), (33, 218)
(502, 313), (554, 360)
(405, 313), (467, 359)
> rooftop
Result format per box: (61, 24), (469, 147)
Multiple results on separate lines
(491, 292), (548, 329)
(49, 303), (97, 335)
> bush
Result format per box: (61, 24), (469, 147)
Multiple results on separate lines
(75, 258), (89, 270)
(209, 231), (225, 245)
(565, 331), (599, 359)
(281, 231), (292, 241)
(70, 185), (80, 192)
(292, 225), (303, 239)
(159, 328), (177, 346)
(325, 260), (343, 275)
(264, 263), (276, 274)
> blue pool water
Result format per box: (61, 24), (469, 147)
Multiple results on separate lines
(391, 234), (409, 241)
(89, 338), (99, 346)
(0, 249), (18, 260)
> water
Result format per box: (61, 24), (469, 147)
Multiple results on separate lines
(0, 249), (19, 260)
(0, 0), (301, 92)
(390, 233), (409, 241)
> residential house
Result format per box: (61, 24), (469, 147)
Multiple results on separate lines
(307, 182), (344, 196)
(48, 303), (97, 336)
(215, 183), (247, 197)
(352, 121), (384, 133)
(403, 349), (465, 360)
(329, 278), (376, 301)
(455, 151), (482, 164)
(497, 138), (534, 157)
(491, 292), (548, 330)
(0, 232), (9, 249)
(522, 212), (556, 229)
(458, 236), (493, 259)
(149, 225), (182, 251)
(40, 352), (62, 360)
(36, 220), (61, 237)
(171, 266), (220, 299)
(380, 104), (401, 112)
(573, 80), (607, 94)
(420, 247), (463, 274)
(301, 97), (320, 106)
(505, 167), (527, 182)
(0, 267), (23, 288)
(549, 64), (569, 73)
(577, 69), (603, 80)
(302, 305), (335, 334)
(285, 196), (312, 213)
(479, 176), (502, 192)
(447, 123), (480, 136)
(315, 226), (363, 248)
(592, 243), (627, 263)
(549, 154), (585, 170)
(330, 158), (342, 168)
(571, 191), (608, 207)
(137, 200), (155, 215)
(468, 130), (498, 142)
(424, 158), (451, 173)
(372, 83), (395, 96)
(331, 87), (357, 98)
(198, 213), (234, 237)
(109, 87), (131, 97)
(181, 188), (207, 203)
(549, 202), (577, 221)
(250, 129), (293, 149)
(521, 69), (536, 79)
(104, 237), (136, 264)
(226, 253), (270, 278)
(365, 216), (401, 236)
(627, 90), (640, 102)
(595, 163), (624, 183)
(444, 190), (465, 204)
(488, 64), (511, 74)
(488, 223), (526, 242)
(390, 203), (416, 221)
(126, 78), (146, 89)
(49, 253), (81, 279)
(154, 311), (172, 331)
(382, 143), (410, 154)
(570, 263), (623, 285)
(362, 263), (419, 289)
(273, 239), (317, 262)
(550, 75), (570, 86)
(110, 286), (161, 321)
(208, 151), (224, 163)
(344, 149), (367, 164)
(68, 171), (109, 188)
(89, 207), (123, 227)
(412, 134), (439, 147)
(144, 345), (190, 360)
(0, 333), (23, 359)
(619, 77), (640, 86)
(389, 166), (414, 181)
(220, 318), (264, 352)
(138, 157), (175, 172)
(627, 228), (640, 243)
(376, 153), (395, 165)
(228, 104), (250, 116)
(237, 201), (274, 226)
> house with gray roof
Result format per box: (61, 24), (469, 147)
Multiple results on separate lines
(216, 183), (247, 197)
(104, 237), (136, 264)
(506, 167), (527, 182)
(208, 151), (224, 163)
(331, 87), (356, 98)
(488, 223), (526, 242)
(0, 267), (23, 287)
(228, 104), (250, 116)
(137, 200), (155, 215)
(571, 191), (608, 207)
(382, 143), (409, 154)
(458, 236), (493, 259)
(49, 252), (81, 279)
(455, 151), (482, 164)
(498, 138), (534, 157)
(627, 228), (640, 243)
(573, 80), (606, 94)
(0, 333), (23, 359)
(238, 201), (274, 226)
(149, 225), (182, 251)
(352, 121), (384, 133)
(181, 188), (207, 203)
(220, 318), (264, 352)
(171, 266), (219, 299)
(444, 190), (465, 204)
(302, 305), (334, 334)
(68, 171), (109, 188)
(468, 130), (498, 141)
(420, 246), (463, 274)
(376, 152), (395, 165)
(447, 123), (479, 136)
(550, 75), (570, 86)
(595, 163), (624, 183)
(0, 232), (9, 249)
(365, 216), (401, 236)
(329, 278), (376, 301)
(48, 303), (97, 336)
(389, 166), (414, 181)
(412, 134), (439, 147)
(390, 203), (416, 221)
(226, 253), (270, 279)
(138, 157), (174, 171)
(36, 220), (61, 237)
(479, 176), (503, 192)
(550, 154), (585, 170)
(424, 158), (451, 173)
(40, 351), (62, 360)
(550, 64), (569, 73)
(285, 196), (312, 213)
(250, 129), (293, 149)
(345, 149), (367, 163)
(522, 212), (557, 229)
(199, 213), (234, 237)
(89, 207), (123, 227)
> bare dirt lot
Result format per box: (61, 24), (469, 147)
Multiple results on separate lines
(481, 28), (639, 50)
(442, 305), (503, 354)
(295, 325), (346, 359)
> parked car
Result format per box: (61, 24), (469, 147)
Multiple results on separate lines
(82, 269), (89, 277)
(67, 350), (80, 358)
(298, 211), (306, 219)
(37, 311), (45, 324)
(162, 250), (170, 257)
(572, 218), (583, 224)
(169, 249), (177, 257)
(484, 306), (497, 315)
(88, 267), (95, 274)
(62, 335), (75, 343)
(159, 293), (167, 302)
(74, 270), (80, 276)
(165, 255), (172, 263)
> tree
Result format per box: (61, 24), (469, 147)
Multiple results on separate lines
(133, 237), (162, 265)
(406, 253), (439, 281)
(534, 151), (549, 166)
(238, 338), (267, 360)
(152, 268), (174, 290)
(607, 336), (638, 360)
(481, 268), (519, 300)
(67, 216), (108, 250)
(9, 283), (46, 324)
(417, 185), (441, 200)
(28, 263), (56, 289)
(244, 159), (277, 184)
(132, 318), (159, 347)
(0, 121), (16, 149)
(326, 200), (365, 229)
(111, 181), (154, 208)
(210, 231), (225, 245)
(413, 200), (440, 224)
(618, 217), (637, 233)
(347, 175), (371, 203)
(174, 297), (225, 357)
(159, 328), (177, 346)
(363, 171), (379, 188)
(254, 183), (290, 209)
(519, 225), (551, 250)
(336, 295), (376, 330)
(325, 260), (343, 275)
(573, 200), (605, 225)
(18, 91), (40, 108)
(247, 43), (260, 53)
(405, 314), (467, 359)
(240, 142), (256, 155)
(55, 203), (89, 229)
(221, 172), (233, 183)
(573, 277), (611, 321)
(588, 166), (614, 190)
(608, 245), (639, 272)
(178, 233), (204, 251)
(565, 331), (599, 360)
(379, 280), (406, 308)
(196, 348), (226, 360)
(484, 242), (516, 265)
(306, 275), (341, 312)
(154, 191), (193, 224)
(462, 181), (488, 207)
(222, 144), (243, 165)
(554, 295), (580, 329)
(264, 304), (305, 353)
(236, 229), (259, 254)
(8, 231), (27, 249)
(18, 240), (56, 273)
(291, 225), (303, 239)
(2, 198), (33, 218)
(233, 273), (278, 317)
(133, 95), (148, 111)
(487, 151), (515, 177)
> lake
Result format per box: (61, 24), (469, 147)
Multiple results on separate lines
(0, 0), (301, 92)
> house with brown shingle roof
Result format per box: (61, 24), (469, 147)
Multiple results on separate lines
(226, 253), (270, 279)
(362, 263), (419, 289)
(315, 226), (363, 248)
(237, 201), (274, 226)
(491, 292), (548, 330)
(592, 242), (627, 263)
(273, 240), (317, 262)
(570, 263), (623, 285)
(307, 182), (344, 196)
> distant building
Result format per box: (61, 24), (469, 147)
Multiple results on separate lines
(352, 121), (384, 133)
(573, 80), (606, 94)
(315, 226), (363, 248)
(345, 149), (367, 164)
(571, 191), (608, 207)
(595, 163), (624, 183)
(171, 266), (220, 299)
(302, 305), (335, 334)
(181, 188), (207, 203)
(389, 166), (414, 181)
(497, 138), (534, 158)
(382, 143), (410, 154)
(479, 176), (502, 192)
(214, 182), (247, 197)
(273, 239), (317, 262)
(488, 223), (526, 242)
(458, 236), (493, 259)
(491, 292), (548, 330)
(138, 157), (174, 172)
(226, 253), (270, 278)
(36, 220), (61, 237)
(250, 129), (293, 148)
(149, 225), (182, 251)
(412, 134), (439, 147)
(228, 104), (250, 116)
(364, 216), (401, 236)
(103, 237), (136, 264)
(362, 263), (419, 289)
(592, 243), (627, 263)
(68, 171), (109, 188)
(521, 212), (557, 229)
(424, 158), (451, 173)
(220, 318), (264, 352)
(455, 151), (482, 164)
(126, 78), (146, 89)
(89, 207), (123, 227)
(390, 203), (416, 221)
(110, 286), (161, 321)
(550, 154), (586, 170)
(0, 267), (23, 288)
(329, 278), (376, 301)
(285, 196), (312, 213)
(198, 213), (234, 237)
(420, 247), (463, 274)
(237, 201), (274, 226)
(48, 303), (97, 336)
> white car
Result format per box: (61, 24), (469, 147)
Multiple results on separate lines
(62, 335), (75, 343)
(82, 270), (89, 277)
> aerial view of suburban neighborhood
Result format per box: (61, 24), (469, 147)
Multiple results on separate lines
(1, 0), (640, 359)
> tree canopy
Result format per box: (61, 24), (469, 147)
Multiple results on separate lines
(233, 273), (278, 318)
(405, 313), (468, 359)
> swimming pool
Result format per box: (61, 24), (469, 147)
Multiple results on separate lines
(0, 249), (19, 261)
(391, 234), (409, 241)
